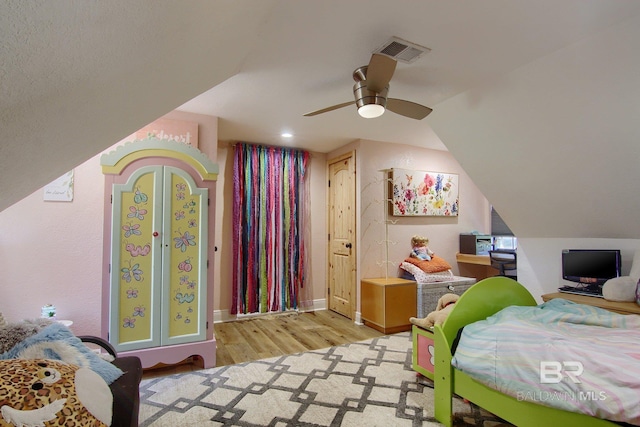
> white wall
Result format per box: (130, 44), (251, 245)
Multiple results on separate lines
(430, 13), (640, 240)
(428, 13), (640, 297)
(517, 238), (640, 302)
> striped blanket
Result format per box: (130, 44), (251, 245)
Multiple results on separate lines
(452, 299), (640, 425)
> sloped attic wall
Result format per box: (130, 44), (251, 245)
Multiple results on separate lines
(429, 13), (640, 298)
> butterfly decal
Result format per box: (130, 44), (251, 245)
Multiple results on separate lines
(133, 187), (148, 204)
(121, 263), (143, 282)
(127, 206), (147, 220)
(174, 231), (196, 252)
(122, 223), (141, 238)
(188, 219), (197, 228)
(126, 288), (138, 299)
(175, 292), (195, 304)
(182, 200), (197, 214)
(123, 317), (136, 328)
(126, 243), (151, 257)
(187, 280), (196, 290)
(176, 183), (186, 192)
(174, 210), (185, 221)
(133, 306), (145, 317)
(179, 275), (190, 286)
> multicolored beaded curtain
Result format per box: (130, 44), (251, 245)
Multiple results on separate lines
(232, 143), (310, 314)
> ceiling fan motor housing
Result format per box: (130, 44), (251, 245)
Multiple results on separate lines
(353, 80), (388, 110)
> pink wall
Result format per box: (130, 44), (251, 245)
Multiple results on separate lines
(0, 111), (218, 336)
(0, 118), (489, 335)
(328, 139), (491, 288)
(355, 139), (490, 278)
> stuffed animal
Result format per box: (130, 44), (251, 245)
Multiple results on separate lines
(603, 249), (640, 302)
(410, 235), (434, 261)
(0, 359), (112, 427)
(410, 293), (459, 328)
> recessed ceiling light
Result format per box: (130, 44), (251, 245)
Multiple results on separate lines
(281, 132), (293, 138)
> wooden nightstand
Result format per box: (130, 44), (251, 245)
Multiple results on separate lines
(542, 292), (640, 315)
(361, 277), (416, 334)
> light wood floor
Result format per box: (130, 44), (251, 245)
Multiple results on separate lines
(142, 310), (384, 379)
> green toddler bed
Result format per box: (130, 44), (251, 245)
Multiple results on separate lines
(433, 276), (624, 427)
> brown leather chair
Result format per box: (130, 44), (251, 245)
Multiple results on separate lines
(79, 336), (142, 427)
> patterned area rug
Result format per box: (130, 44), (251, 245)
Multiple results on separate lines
(139, 332), (509, 426)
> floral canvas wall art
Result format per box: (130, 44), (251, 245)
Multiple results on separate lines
(390, 168), (459, 216)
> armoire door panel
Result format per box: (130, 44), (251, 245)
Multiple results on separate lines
(110, 166), (163, 352)
(161, 166), (207, 346)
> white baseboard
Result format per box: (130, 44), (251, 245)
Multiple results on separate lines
(213, 298), (327, 323)
(354, 311), (363, 325)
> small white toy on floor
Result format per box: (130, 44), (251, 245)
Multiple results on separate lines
(410, 293), (459, 328)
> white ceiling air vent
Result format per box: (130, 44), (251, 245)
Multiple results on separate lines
(373, 36), (431, 64)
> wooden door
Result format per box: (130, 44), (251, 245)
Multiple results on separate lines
(327, 152), (356, 319)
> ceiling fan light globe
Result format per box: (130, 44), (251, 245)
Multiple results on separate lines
(358, 104), (385, 118)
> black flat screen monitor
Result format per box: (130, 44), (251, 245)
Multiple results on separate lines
(561, 249), (621, 286)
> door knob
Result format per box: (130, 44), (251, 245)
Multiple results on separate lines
(345, 243), (352, 249)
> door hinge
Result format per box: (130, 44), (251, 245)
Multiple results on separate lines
(110, 194), (112, 203)
(328, 180), (331, 187)
(208, 198), (210, 206)
(207, 260), (209, 268)
(328, 233), (330, 241)
(108, 264), (111, 273)
(206, 321), (209, 329)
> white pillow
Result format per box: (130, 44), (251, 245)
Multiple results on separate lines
(630, 249), (640, 281)
(602, 276), (637, 302)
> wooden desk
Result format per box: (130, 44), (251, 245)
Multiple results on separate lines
(455, 252), (498, 281)
(361, 277), (416, 334)
(542, 292), (640, 315)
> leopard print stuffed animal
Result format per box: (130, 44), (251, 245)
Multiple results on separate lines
(0, 359), (112, 427)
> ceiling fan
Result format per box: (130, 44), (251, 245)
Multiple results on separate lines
(304, 53), (432, 120)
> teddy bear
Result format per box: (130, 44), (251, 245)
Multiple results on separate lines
(410, 293), (459, 328)
(410, 235), (434, 261)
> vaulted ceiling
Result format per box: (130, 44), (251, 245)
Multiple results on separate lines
(2, 1), (640, 238)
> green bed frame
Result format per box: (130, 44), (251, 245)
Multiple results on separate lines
(433, 276), (619, 427)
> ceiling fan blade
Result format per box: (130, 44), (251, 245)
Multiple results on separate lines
(304, 100), (355, 117)
(386, 98), (433, 120)
(365, 54), (397, 93)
